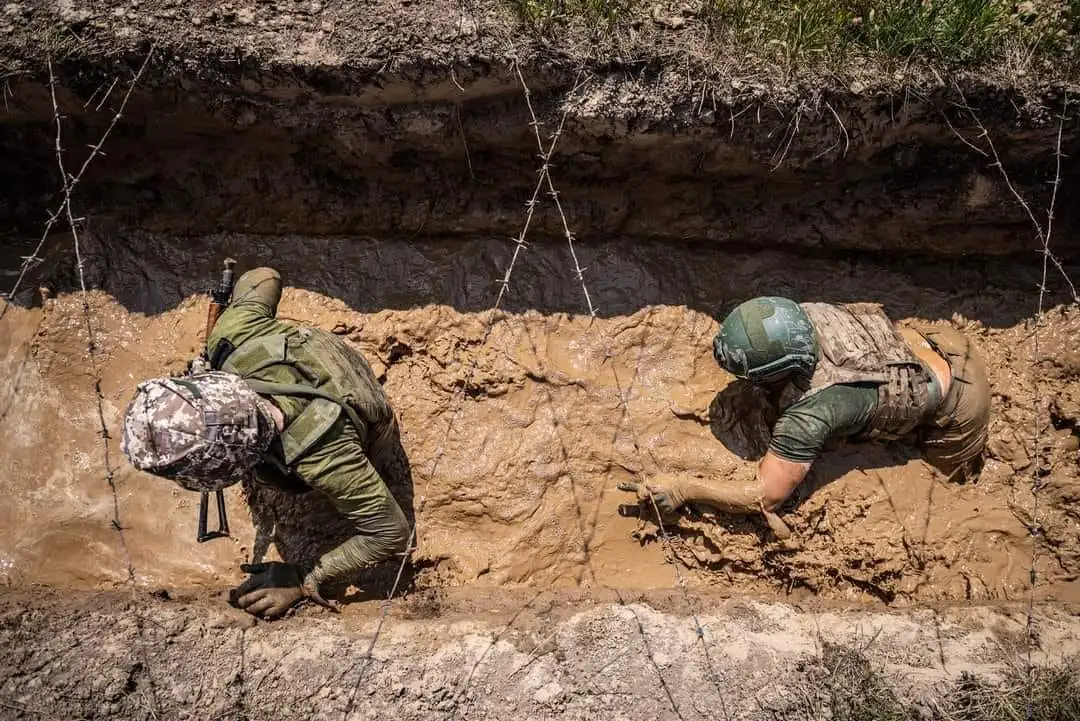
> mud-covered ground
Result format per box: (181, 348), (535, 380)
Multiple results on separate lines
(2, 231), (1079, 605)
(2, 3), (1080, 718)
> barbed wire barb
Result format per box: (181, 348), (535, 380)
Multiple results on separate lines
(340, 60), (587, 720)
(1, 46), (156, 321)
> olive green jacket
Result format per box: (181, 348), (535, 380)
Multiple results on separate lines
(207, 267), (410, 585)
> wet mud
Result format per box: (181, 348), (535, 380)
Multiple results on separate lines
(2, 7), (1080, 721)
(2, 231), (1079, 605)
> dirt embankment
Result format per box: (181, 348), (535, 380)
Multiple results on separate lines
(1, 2), (1080, 272)
(2, 588), (1079, 721)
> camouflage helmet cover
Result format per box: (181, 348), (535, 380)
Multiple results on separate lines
(120, 371), (274, 492)
(713, 296), (817, 384)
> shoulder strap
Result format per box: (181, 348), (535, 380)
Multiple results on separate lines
(243, 378), (366, 435)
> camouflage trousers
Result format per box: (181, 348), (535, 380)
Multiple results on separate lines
(243, 411), (416, 575)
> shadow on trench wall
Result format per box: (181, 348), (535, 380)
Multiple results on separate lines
(10, 227), (1076, 330)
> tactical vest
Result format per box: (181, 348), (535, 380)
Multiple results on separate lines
(792, 302), (935, 441)
(214, 326), (392, 493)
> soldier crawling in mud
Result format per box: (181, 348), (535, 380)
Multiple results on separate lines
(620, 297), (991, 538)
(120, 266), (412, 620)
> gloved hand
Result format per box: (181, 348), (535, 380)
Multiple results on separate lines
(168, 356), (209, 378)
(228, 562), (337, 620)
(616, 476), (687, 528)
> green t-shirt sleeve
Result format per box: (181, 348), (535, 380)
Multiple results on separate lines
(768, 383), (879, 463)
(293, 418), (410, 580)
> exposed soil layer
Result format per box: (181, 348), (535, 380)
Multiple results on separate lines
(2, 589), (1079, 721)
(1, 3), (1080, 268)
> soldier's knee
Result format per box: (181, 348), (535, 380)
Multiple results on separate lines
(372, 502), (411, 559)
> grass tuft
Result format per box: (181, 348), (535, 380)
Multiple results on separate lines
(948, 658), (1080, 721)
(813, 642), (920, 721)
(507, 0), (1080, 77)
(780, 644), (1080, 721)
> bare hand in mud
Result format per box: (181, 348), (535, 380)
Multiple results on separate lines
(229, 562), (338, 620)
(616, 480), (683, 525)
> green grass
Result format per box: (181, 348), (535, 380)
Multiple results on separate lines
(508, 0), (1080, 75)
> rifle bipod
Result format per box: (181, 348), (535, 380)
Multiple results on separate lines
(197, 489), (230, 542)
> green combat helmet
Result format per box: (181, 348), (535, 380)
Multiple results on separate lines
(713, 296), (818, 384)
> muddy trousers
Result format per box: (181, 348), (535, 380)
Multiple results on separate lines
(365, 414), (417, 532)
(910, 324), (991, 482)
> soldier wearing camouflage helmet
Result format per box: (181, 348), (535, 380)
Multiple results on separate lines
(122, 266), (412, 619)
(620, 297), (990, 537)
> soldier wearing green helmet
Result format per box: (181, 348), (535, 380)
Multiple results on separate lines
(620, 296), (990, 538)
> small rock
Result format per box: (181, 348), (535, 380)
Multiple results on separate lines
(207, 609), (257, 629)
(237, 7), (255, 24)
(533, 681), (563, 705)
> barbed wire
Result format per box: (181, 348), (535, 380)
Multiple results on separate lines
(513, 65), (729, 718)
(339, 59), (588, 720)
(45, 48), (162, 718)
(513, 63), (596, 317)
(950, 87), (1078, 306)
(1019, 93), (1068, 721)
(1, 48), (155, 322)
(951, 86), (1073, 721)
(605, 314), (730, 714)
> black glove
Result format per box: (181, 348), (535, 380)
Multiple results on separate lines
(228, 562), (336, 620)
